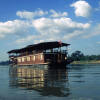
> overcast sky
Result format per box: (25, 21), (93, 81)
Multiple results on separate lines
(0, 0), (100, 61)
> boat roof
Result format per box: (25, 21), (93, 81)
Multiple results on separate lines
(8, 41), (70, 53)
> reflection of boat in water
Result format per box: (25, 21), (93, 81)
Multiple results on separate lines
(9, 65), (70, 97)
(8, 41), (71, 67)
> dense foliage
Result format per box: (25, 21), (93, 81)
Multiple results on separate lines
(0, 61), (9, 65)
(69, 51), (100, 61)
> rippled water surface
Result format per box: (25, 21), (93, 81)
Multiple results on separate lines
(0, 65), (100, 100)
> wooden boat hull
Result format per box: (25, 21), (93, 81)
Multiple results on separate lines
(10, 59), (72, 68)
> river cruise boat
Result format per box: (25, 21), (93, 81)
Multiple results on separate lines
(8, 41), (70, 66)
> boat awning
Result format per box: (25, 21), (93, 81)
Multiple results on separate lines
(8, 41), (70, 53)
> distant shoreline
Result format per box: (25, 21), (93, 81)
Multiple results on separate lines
(70, 60), (100, 65)
(0, 61), (9, 65)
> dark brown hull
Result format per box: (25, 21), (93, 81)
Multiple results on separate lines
(10, 59), (72, 69)
(48, 59), (72, 67)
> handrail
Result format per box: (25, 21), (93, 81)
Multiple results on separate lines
(9, 50), (68, 57)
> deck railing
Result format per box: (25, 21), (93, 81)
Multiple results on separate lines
(9, 50), (68, 57)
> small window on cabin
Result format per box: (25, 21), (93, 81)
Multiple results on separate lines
(40, 55), (43, 60)
(18, 58), (21, 62)
(65, 57), (67, 60)
(27, 56), (31, 61)
(24, 57), (26, 61)
(22, 57), (24, 62)
(32, 56), (35, 61)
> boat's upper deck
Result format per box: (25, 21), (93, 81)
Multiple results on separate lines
(9, 49), (68, 58)
(8, 41), (70, 54)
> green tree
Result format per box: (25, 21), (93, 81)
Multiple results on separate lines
(71, 51), (84, 61)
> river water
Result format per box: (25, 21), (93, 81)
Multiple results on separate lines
(0, 64), (100, 100)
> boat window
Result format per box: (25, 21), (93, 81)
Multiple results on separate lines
(27, 56), (31, 61)
(22, 57), (24, 62)
(18, 58), (21, 62)
(33, 56), (35, 61)
(40, 54), (43, 60)
(24, 57), (26, 61)
(65, 57), (67, 60)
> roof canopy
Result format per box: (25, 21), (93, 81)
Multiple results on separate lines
(8, 41), (70, 53)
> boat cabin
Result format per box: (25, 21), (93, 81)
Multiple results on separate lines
(8, 41), (70, 66)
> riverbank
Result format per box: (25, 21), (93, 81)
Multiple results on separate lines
(70, 60), (100, 65)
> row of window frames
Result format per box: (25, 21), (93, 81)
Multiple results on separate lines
(17, 55), (43, 62)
